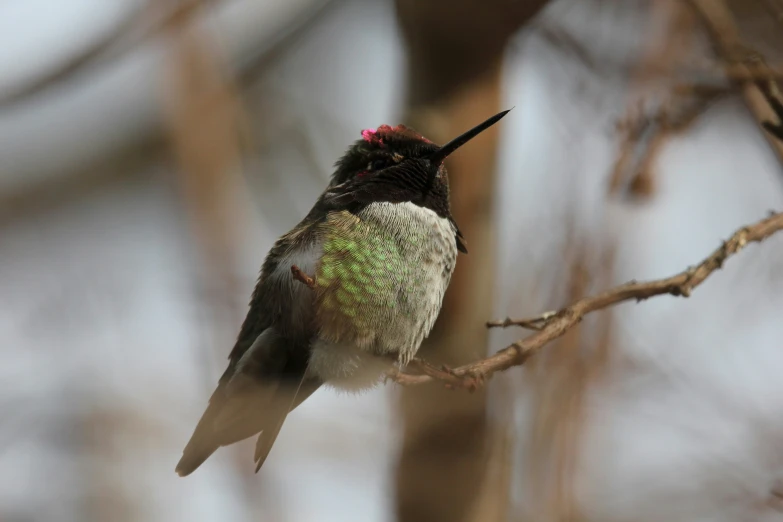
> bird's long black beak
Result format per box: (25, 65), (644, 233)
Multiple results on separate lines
(428, 109), (511, 166)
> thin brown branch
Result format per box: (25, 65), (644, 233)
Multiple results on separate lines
(290, 265), (316, 289)
(485, 311), (555, 330)
(611, 85), (729, 199)
(608, 0), (695, 199)
(0, 0), (225, 110)
(687, 0), (783, 161)
(718, 64), (783, 82)
(391, 210), (783, 387)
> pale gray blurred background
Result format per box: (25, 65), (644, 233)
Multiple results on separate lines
(3, 1), (783, 521)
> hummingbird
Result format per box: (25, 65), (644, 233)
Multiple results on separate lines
(175, 109), (510, 476)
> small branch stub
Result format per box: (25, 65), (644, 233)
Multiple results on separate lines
(486, 310), (558, 330)
(291, 265), (316, 290)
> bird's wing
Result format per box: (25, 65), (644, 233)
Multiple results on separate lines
(176, 219), (323, 476)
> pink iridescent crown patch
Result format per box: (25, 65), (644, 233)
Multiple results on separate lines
(360, 124), (433, 146)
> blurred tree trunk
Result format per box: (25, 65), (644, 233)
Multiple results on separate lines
(392, 2), (551, 521)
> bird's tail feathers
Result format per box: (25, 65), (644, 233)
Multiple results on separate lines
(175, 386), (267, 477)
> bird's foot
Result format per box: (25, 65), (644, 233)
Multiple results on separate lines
(409, 358), (486, 392)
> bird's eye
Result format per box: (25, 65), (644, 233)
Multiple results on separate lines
(369, 159), (390, 171)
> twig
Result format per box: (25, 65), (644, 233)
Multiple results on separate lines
(290, 265), (316, 289)
(607, 0), (697, 200)
(391, 211), (783, 387)
(485, 311), (556, 330)
(762, 94), (783, 142)
(609, 86), (729, 199)
(686, 0), (783, 161)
